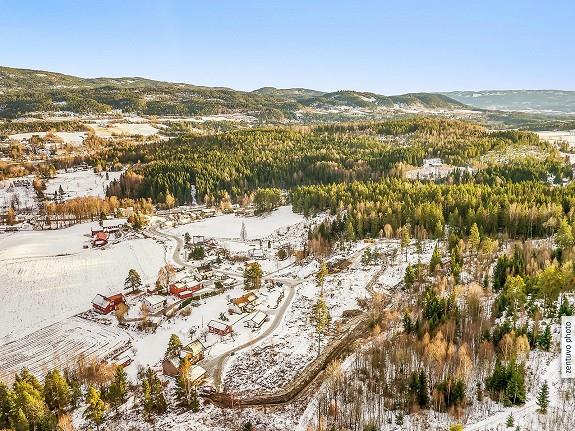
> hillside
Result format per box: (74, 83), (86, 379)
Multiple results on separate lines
(444, 89), (575, 114)
(0, 66), (466, 120)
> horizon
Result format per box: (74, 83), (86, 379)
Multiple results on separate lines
(2, 0), (574, 94)
(2, 64), (575, 95)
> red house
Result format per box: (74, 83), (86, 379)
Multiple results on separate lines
(169, 282), (202, 299)
(91, 294), (115, 314)
(91, 293), (125, 314)
(93, 231), (109, 247)
(208, 320), (232, 336)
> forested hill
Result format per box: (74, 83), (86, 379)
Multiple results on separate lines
(0, 66), (466, 119)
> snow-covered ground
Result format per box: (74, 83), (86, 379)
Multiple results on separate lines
(44, 169), (122, 200)
(0, 224), (166, 342)
(538, 130), (575, 148)
(87, 122), (160, 137)
(167, 206), (305, 240)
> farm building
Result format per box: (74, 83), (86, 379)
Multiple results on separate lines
(107, 293), (126, 307)
(181, 339), (206, 364)
(229, 292), (258, 314)
(92, 231), (109, 247)
(91, 294), (115, 314)
(144, 295), (166, 314)
(208, 320), (232, 336)
(248, 248), (265, 259)
(245, 311), (269, 329)
(169, 281), (202, 299)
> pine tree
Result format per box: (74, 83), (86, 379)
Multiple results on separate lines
(315, 261), (328, 294)
(84, 386), (106, 431)
(165, 334), (183, 358)
(556, 218), (574, 250)
(124, 268), (142, 292)
(506, 413), (514, 427)
(418, 369), (430, 408)
(311, 296), (331, 356)
(537, 382), (549, 414)
(12, 408), (29, 431)
(400, 224), (411, 262)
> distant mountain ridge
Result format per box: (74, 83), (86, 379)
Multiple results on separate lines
(0, 66), (466, 119)
(444, 90), (575, 114)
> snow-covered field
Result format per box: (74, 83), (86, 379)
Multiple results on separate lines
(44, 169), (122, 200)
(87, 122), (160, 137)
(0, 317), (130, 384)
(167, 206), (305, 240)
(0, 224), (167, 342)
(8, 131), (87, 146)
(538, 130), (575, 147)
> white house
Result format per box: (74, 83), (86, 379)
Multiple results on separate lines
(144, 295), (167, 314)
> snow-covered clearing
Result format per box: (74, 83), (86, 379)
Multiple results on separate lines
(538, 130), (575, 148)
(44, 169), (122, 200)
(167, 206), (305, 240)
(0, 224), (166, 342)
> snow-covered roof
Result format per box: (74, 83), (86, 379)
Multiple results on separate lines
(208, 320), (230, 331)
(232, 293), (258, 306)
(92, 294), (112, 308)
(249, 311), (268, 325)
(144, 295), (166, 306)
(187, 365), (206, 383)
(182, 339), (205, 356)
(102, 218), (127, 228)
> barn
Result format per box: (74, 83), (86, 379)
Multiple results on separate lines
(208, 320), (232, 336)
(169, 282), (202, 299)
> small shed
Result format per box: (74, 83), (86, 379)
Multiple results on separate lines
(208, 320), (232, 336)
(92, 231), (109, 247)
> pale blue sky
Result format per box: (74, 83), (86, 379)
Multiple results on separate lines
(1, 0), (574, 94)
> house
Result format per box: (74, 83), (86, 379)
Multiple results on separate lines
(245, 311), (269, 329)
(169, 282), (202, 299)
(90, 218), (128, 236)
(229, 292), (258, 314)
(144, 295), (167, 314)
(192, 235), (205, 245)
(91, 294), (115, 314)
(187, 365), (207, 386)
(181, 340), (206, 364)
(248, 248), (265, 259)
(208, 320), (232, 336)
(162, 356), (180, 377)
(92, 231), (109, 247)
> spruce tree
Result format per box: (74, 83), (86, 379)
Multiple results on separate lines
(165, 334), (183, 358)
(109, 366), (129, 412)
(537, 382), (549, 414)
(506, 413), (514, 427)
(43, 369), (71, 414)
(429, 246), (442, 272)
(538, 325), (552, 351)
